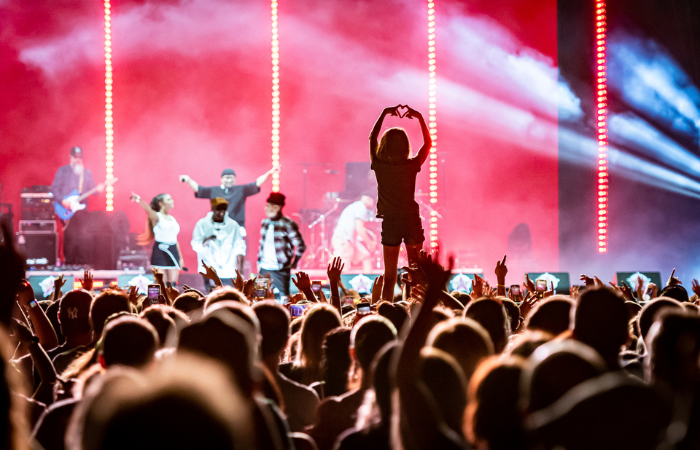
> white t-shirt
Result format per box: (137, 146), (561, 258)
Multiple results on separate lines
(259, 222), (280, 270)
(153, 212), (180, 244)
(333, 201), (373, 242)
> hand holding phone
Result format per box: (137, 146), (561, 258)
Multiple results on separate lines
(311, 281), (322, 295)
(535, 279), (547, 296)
(147, 284), (161, 305)
(357, 302), (371, 316)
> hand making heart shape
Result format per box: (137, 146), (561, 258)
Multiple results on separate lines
(397, 104), (409, 118)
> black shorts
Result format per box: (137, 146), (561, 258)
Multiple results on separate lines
(380, 215), (425, 247)
(151, 242), (180, 269)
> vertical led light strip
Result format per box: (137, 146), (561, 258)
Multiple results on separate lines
(104, 0), (114, 211)
(427, 0), (438, 248)
(270, 0), (281, 193)
(595, 0), (608, 253)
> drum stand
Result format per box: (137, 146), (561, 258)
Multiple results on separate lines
(298, 201), (339, 269)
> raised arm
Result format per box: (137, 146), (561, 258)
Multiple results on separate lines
(369, 106), (400, 161)
(130, 192), (158, 225)
(256, 166), (280, 187)
(405, 106), (432, 166)
(179, 175), (199, 193)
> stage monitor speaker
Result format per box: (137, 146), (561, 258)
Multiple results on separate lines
(28, 275), (75, 300)
(17, 233), (57, 267)
(527, 272), (571, 294)
(614, 272), (662, 298)
(0, 205), (13, 244)
(448, 273), (476, 294)
(345, 162), (376, 194)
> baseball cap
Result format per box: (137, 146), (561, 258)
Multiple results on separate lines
(59, 290), (93, 336)
(221, 168), (236, 177)
(210, 197), (229, 210)
(70, 146), (84, 158)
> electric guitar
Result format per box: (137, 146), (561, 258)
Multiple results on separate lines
(54, 177), (118, 220)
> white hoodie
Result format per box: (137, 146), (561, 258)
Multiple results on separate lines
(191, 212), (246, 278)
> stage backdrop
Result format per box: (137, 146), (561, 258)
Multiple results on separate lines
(0, 0), (558, 285)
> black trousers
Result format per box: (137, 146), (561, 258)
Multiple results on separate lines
(260, 268), (291, 298)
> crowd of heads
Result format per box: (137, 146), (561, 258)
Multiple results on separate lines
(3, 222), (700, 450)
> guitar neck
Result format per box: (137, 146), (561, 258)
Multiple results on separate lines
(75, 186), (99, 202)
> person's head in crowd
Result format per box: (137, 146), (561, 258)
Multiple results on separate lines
(205, 300), (260, 336)
(419, 347), (468, 438)
(427, 307), (453, 329)
(252, 301), (290, 369)
(571, 287), (629, 370)
(508, 330), (554, 359)
(521, 340), (606, 413)
(351, 316), (397, 385)
(526, 296), (574, 336)
(355, 342), (399, 431)
(297, 304), (342, 383)
(637, 297), (685, 341)
(465, 356), (526, 450)
(265, 192), (286, 218)
(377, 127), (410, 163)
(321, 327), (352, 397)
(659, 284), (690, 303)
(220, 168), (236, 188)
(59, 289), (93, 342)
(427, 317), (494, 382)
(625, 301), (643, 322)
(173, 291), (204, 320)
(500, 298), (521, 333)
(204, 286), (249, 310)
(464, 298), (510, 353)
(178, 311), (259, 396)
(451, 290), (472, 308)
(210, 197), (229, 223)
(100, 317), (159, 369)
(646, 311), (700, 390)
(376, 301), (409, 335)
(71, 355), (253, 450)
(90, 290), (131, 339)
(527, 372), (672, 450)
(684, 302), (699, 314)
(140, 305), (177, 348)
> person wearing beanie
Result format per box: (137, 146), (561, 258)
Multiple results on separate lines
(257, 192), (306, 298)
(179, 166), (279, 272)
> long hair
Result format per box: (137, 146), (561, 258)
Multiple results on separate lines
(137, 194), (167, 245)
(376, 127), (410, 163)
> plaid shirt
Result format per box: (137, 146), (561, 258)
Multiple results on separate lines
(257, 215), (306, 270)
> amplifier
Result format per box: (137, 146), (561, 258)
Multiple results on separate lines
(21, 192), (55, 221)
(17, 232), (57, 267)
(19, 220), (56, 233)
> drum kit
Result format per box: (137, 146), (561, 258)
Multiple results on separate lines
(297, 190), (440, 270)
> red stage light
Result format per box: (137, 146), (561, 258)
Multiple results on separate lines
(271, 0), (281, 192)
(104, 0), (114, 211)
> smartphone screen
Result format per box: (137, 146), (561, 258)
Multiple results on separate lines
(357, 302), (370, 315)
(254, 278), (268, 299)
(290, 303), (309, 317)
(311, 281), (322, 294)
(536, 280), (547, 293)
(147, 284), (160, 303)
(510, 285), (521, 296)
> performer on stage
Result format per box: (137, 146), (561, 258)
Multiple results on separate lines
(179, 166), (279, 272)
(331, 192), (377, 272)
(191, 197), (246, 291)
(257, 192), (306, 298)
(130, 192), (183, 284)
(51, 146), (105, 265)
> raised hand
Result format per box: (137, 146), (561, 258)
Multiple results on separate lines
(371, 275), (385, 304)
(619, 281), (634, 302)
(327, 257), (344, 284)
(692, 279), (700, 297)
(570, 285), (580, 299)
(130, 191), (141, 203)
(543, 281), (555, 298)
(292, 271), (312, 292)
(580, 274), (595, 287)
(16, 280), (34, 310)
(471, 273), (484, 298)
(53, 275), (66, 299)
(667, 268), (681, 287)
(199, 261), (222, 287)
(404, 105), (423, 120)
(525, 273), (537, 294)
(519, 291), (539, 320)
(243, 276), (257, 299)
(495, 255), (508, 296)
(414, 249), (453, 305)
(80, 269), (94, 291)
(128, 286), (139, 305)
(233, 269), (244, 292)
(165, 282), (180, 302)
(152, 267), (164, 285)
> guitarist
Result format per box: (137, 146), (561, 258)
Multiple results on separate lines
(51, 146), (104, 265)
